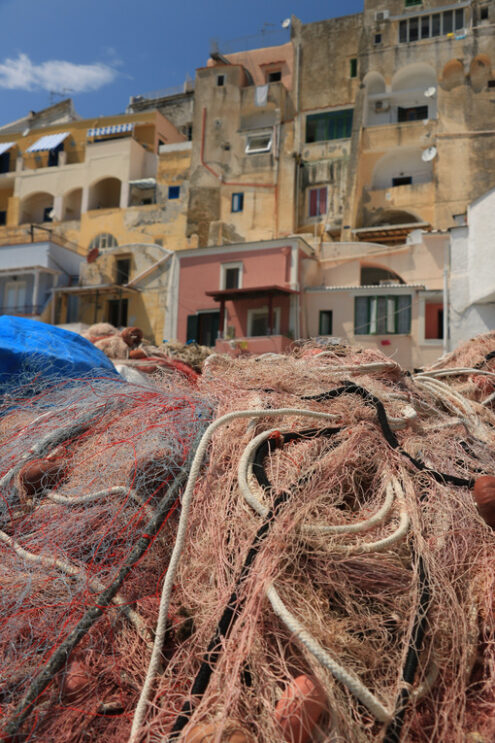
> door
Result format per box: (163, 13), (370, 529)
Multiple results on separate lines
(107, 298), (128, 327)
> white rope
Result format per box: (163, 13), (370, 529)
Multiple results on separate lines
(415, 368), (495, 380)
(238, 435), (401, 537)
(128, 406), (341, 743)
(266, 583), (392, 722)
(0, 529), (151, 645)
(238, 427), (407, 721)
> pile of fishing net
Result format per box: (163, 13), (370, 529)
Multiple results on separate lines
(2, 335), (495, 743)
(83, 323), (212, 378)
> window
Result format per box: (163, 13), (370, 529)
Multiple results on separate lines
(354, 295), (412, 335)
(267, 70), (282, 83)
(392, 176), (412, 186)
(231, 193), (244, 212)
(4, 280), (27, 313)
(319, 310), (333, 335)
(217, 74), (225, 87)
(405, 0), (421, 5)
(308, 187), (327, 218)
(350, 58), (357, 78)
(108, 298), (128, 327)
(89, 233), (118, 252)
(0, 211), (6, 226)
(247, 307), (281, 336)
(306, 109), (353, 143)
(43, 206), (53, 222)
(399, 8), (463, 42)
(48, 143), (64, 168)
(245, 132), (272, 154)
(220, 262), (243, 290)
(0, 151), (10, 174)
(398, 105), (428, 122)
(116, 258), (131, 285)
(481, 6), (489, 21)
(374, 33), (382, 44)
(168, 185), (180, 199)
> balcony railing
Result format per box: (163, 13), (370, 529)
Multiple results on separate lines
(0, 224), (82, 253)
(0, 304), (43, 317)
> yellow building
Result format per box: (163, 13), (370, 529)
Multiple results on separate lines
(0, 104), (195, 341)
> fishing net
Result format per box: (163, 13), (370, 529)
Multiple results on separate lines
(1, 336), (495, 743)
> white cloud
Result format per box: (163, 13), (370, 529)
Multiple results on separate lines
(0, 53), (117, 93)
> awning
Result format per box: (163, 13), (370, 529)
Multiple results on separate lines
(0, 142), (14, 156)
(27, 132), (70, 153)
(87, 123), (134, 138)
(205, 285), (298, 302)
(129, 178), (156, 189)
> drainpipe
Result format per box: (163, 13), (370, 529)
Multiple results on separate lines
(443, 239), (450, 354)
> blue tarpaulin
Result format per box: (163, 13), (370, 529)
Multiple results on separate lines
(0, 316), (119, 391)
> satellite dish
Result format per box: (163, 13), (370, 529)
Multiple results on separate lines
(424, 86), (436, 97)
(422, 146), (437, 162)
(281, 18), (291, 28)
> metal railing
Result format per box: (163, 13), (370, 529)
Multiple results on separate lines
(210, 26), (290, 56)
(0, 304), (43, 317)
(0, 224), (82, 253)
(129, 79), (195, 103)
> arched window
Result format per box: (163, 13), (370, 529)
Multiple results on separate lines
(88, 233), (118, 251)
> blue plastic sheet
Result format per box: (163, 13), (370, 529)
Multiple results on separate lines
(0, 316), (119, 391)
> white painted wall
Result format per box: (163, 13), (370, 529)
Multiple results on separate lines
(450, 187), (495, 348)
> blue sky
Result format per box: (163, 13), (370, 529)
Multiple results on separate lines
(0, 0), (363, 127)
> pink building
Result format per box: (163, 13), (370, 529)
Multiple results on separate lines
(166, 237), (314, 354)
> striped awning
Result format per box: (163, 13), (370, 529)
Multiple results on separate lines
(26, 132), (70, 152)
(0, 142), (14, 156)
(87, 123), (134, 138)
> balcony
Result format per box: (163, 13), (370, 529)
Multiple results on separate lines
(365, 180), (435, 212)
(361, 119), (437, 151)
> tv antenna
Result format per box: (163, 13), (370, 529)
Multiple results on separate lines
(49, 88), (74, 105)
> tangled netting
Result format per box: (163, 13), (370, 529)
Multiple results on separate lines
(2, 335), (495, 743)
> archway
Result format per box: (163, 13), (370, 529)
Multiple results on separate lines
(371, 148), (433, 190)
(20, 192), (55, 224)
(88, 177), (121, 210)
(62, 188), (82, 221)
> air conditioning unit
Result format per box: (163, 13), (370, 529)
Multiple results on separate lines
(374, 100), (390, 112)
(375, 10), (390, 22)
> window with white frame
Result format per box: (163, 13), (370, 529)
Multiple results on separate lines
(354, 295), (412, 335)
(220, 262), (243, 290)
(245, 131), (272, 154)
(247, 306), (281, 336)
(88, 233), (118, 251)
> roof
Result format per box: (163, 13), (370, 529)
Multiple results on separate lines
(305, 283), (426, 293)
(206, 285), (298, 301)
(53, 284), (140, 295)
(352, 222), (431, 244)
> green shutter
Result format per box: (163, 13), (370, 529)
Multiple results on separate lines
(186, 314), (199, 343)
